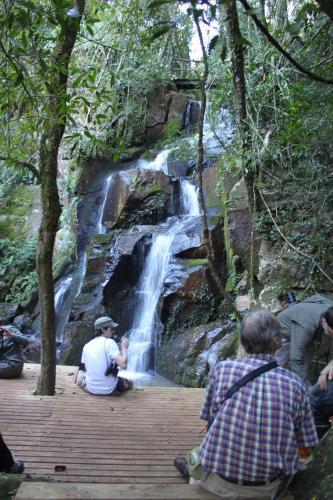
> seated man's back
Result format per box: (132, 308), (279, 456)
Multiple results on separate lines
(200, 356), (316, 482)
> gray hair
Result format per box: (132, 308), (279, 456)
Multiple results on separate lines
(240, 309), (280, 354)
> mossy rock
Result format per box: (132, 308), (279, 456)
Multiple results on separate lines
(0, 473), (24, 500)
(183, 259), (208, 269)
(0, 185), (41, 241)
(290, 427), (333, 499)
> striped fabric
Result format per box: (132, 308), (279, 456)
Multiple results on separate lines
(199, 354), (318, 481)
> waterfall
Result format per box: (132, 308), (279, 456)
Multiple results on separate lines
(55, 253), (87, 342)
(184, 99), (200, 129)
(203, 106), (234, 156)
(127, 233), (175, 373)
(34, 171), (111, 345)
(180, 179), (200, 216)
(184, 100), (192, 129)
(54, 277), (73, 342)
(124, 173), (201, 376)
(42, 102), (232, 379)
(97, 174), (113, 234)
(137, 149), (170, 175)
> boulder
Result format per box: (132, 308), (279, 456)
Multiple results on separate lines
(227, 178), (254, 275)
(103, 169), (171, 229)
(0, 303), (22, 323)
(258, 239), (315, 289)
(202, 166), (223, 216)
(157, 320), (238, 387)
(59, 304), (105, 365)
(145, 90), (192, 144)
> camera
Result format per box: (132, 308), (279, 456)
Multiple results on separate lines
(104, 361), (119, 377)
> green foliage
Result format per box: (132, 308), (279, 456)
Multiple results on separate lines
(63, 0), (193, 159)
(0, 237), (38, 303)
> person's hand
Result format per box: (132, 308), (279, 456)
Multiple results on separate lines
(27, 341), (38, 350)
(121, 337), (129, 349)
(318, 360), (333, 390)
(0, 327), (13, 337)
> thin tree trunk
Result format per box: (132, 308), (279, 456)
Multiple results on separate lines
(193, 12), (241, 322)
(315, 1), (333, 23)
(223, 0), (254, 205)
(36, 0), (85, 395)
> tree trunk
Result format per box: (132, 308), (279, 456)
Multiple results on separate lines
(36, 137), (62, 395)
(223, 1), (250, 189)
(193, 12), (242, 322)
(315, 0), (333, 22)
(36, 0), (85, 395)
(222, 0), (257, 289)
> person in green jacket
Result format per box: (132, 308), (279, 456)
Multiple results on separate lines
(0, 324), (31, 378)
(275, 295), (333, 384)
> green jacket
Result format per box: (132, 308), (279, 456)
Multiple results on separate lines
(0, 325), (29, 367)
(276, 295), (333, 383)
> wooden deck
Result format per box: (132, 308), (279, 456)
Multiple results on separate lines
(0, 364), (214, 498)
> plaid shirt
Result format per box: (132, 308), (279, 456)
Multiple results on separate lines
(199, 354), (318, 481)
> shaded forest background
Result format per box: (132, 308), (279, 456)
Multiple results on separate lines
(0, 0), (332, 393)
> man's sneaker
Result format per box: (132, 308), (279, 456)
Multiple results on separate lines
(174, 456), (189, 482)
(9, 460), (24, 473)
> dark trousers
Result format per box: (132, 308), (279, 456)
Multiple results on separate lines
(110, 377), (133, 396)
(309, 381), (333, 439)
(0, 361), (23, 379)
(0, 433), (14, 472)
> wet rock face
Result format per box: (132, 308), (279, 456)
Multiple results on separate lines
(103, 169), (172, 229)
(145, 90), (197, 144)
(157, 320), (238, 387)
(60, 304), (105, 365)
(59, 227), (156, 364)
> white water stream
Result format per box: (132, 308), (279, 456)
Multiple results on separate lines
(121, 151), (202, 380)
(97, 174), (113, 233)
(126, 233), (175, 373)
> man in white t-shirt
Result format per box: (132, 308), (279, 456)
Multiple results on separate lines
(77, 316), (132, 395)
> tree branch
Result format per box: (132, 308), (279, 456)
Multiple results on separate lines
(0, 38), (34, 99)
(259, 188), (333, 286)
(239, 0), (333, 85)
(0, 156), (40, 182)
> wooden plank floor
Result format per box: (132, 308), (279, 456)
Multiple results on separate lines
(0, 364), (206, 485)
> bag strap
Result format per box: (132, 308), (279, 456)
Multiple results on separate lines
(222, 360), (278, 403)
(207, 360), (278, 430)
(103, 338), (110, 368)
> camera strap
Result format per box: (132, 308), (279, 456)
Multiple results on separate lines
(103, 339), (111, 370)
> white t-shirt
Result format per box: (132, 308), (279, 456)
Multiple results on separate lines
(81, 336), (120, 395)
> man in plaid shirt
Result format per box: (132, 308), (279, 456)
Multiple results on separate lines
(175, 310), (318, 498)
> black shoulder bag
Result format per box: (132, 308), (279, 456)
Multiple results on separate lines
(208, 361), (278, 429)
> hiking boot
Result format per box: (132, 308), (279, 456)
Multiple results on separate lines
(174, 456), (189, 482)
(126, 380), (134, 390)
(9, 460), (24, 474)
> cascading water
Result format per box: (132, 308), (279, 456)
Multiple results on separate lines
(180, 179), (200, 216)
(33, 171), (112, 346)
(97, 175), (113, 234)
(127, 233), (175, 373)
(137, 149), (170, 175)
(122, 146), (203, 379)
